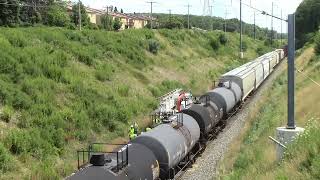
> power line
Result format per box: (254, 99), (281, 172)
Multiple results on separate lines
(297, 69), (320, 88)
(233, 0), (287, 22)
(0, 2), (66, 8)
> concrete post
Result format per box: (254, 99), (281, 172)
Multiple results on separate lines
(276, 127), (304, 160)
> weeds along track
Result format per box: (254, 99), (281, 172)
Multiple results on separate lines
(179, 59), (287, 180)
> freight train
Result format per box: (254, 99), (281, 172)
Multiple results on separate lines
(67, 48), (286, 180)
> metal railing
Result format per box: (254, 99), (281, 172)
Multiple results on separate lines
(77, 143), (129, 173)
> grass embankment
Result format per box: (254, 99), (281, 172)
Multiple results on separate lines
(218, 45), (320, 179)
(0, 27), (268, 179)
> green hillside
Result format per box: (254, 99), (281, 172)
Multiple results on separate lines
(0, 27), (270, 179)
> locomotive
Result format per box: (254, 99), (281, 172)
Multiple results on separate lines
(67, 49), (286, 180)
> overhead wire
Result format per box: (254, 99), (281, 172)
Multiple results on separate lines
(297, 69), (320, 88)
(0, 1), (69, 8)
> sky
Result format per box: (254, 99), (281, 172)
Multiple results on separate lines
(79, 0), (303, 32)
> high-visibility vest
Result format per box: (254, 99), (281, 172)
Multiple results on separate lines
(129, 128), (137, 140)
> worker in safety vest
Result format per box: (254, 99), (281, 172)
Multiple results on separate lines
(129, 125), (137, 140)
(133, 122), (139, 135)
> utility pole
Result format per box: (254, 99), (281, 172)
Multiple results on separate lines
(254, 11), (256, 40)
(271, 2), (274, 46)
(240, 0), (243, 58)
(209, 5), (213, 16)
(78, 0), (82, 31)
(287, 13), (295, 129)
(147, 1), (156, 29)
(224, 7), (230, 33)
(185, 4), (192, 29)
(168, 9), (172, 24)
(209, 5), (214, 30)
(281, 9), (283, 45)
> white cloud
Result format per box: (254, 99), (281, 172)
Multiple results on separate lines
(78, 0), (303, 32)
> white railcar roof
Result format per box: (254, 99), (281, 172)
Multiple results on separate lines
(221, 50), (277, 79)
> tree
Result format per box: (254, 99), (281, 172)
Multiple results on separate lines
(296, 0), (320, 48)
(114, 7), (118, 13)
(315, 33), (320, 55)
(71, 1), (90, 27)
(46, 3), (70, 27)
(160, 16), (184, 29)
(19, 0), (50, 24)
(120, 9), (123, 14)
(113, 17), (122, 31)
(0, 0), (20, 26)
(101, 14), (113, 31)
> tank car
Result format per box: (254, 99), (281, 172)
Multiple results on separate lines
(67, 143), (159, 180)
(132, 113), (200, 179)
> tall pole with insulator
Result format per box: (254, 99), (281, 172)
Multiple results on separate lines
(78, 0), (81, 31)
(254, 11), (256, 40)
(147, 1), (156, 29)
(186, 4), (191, 29)
(271, 2), (274, 46)
(281, 9), (283, 45)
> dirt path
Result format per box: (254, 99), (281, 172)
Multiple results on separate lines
(180, 59), (287, 180)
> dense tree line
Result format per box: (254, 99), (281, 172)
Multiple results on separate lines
(152, 13), (283, 42)
(0, 0), (122, 30)
(296, 0), (320, 48)
(0, 0), (58, 26)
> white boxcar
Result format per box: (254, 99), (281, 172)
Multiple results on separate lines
(269, 52), (277, 71)
(274, 50), (280, 64)
(246, 61), (264, 88)
(261, 57), (270, 79)
(276, 49), (285, 60)
(220, 66), (256, 100)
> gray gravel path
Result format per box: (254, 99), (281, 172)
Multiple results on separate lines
(180, 60), (286, 180)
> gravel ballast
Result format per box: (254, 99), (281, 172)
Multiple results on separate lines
(180, 60), (286, 180)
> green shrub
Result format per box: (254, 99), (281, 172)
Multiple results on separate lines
(113, 18), (122, 31)
(209, 38), (220, 50)
(242, 40), (248, 52)
(5, 129), (54, 159)
(0, 105), (14, 123)
(46, 4), (70, 27)
(219, 33), (228, 45)
(117, 85), (130, 97)
(5, 30), (27, 47)
(148, 39), (160, 54)
(72, 46), (96, 66)
(148, 86), (161, 97)
(30, 158), (60, 180)
(95, 64), (114, 81)
(256, 46), (268, 56)
(0, 143), (14, 173)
